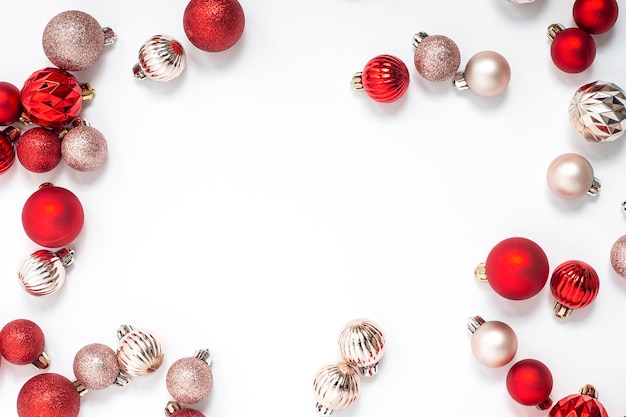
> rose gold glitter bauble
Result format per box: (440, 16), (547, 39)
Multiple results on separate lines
(61, 125), (107, 171)
(166, 356), (214, 404)
(16, 127), (62, 173)
(413, 33), (461, 82)
(183, 0), (245, 52)
(610, 235), (626, 278)
(74, 343), (120, 390)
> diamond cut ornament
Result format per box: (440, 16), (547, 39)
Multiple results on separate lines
(569, 80), (626, 143)
(548, 384), (608, 417)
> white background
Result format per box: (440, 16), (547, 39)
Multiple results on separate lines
(1, 0), (625, 416)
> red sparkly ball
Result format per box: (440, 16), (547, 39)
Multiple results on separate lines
(183, 0), (245, 52)
(506, 359), (553, 408)
(0, 319), (45, 366)
(0, 128), (17, 174)
(483, 237), (550, 300)
(360, 55), (410, 103)
(0, 81), (22, 125)
(573, 0), (619, 34)
(21, 67), (84, 129)
(548, 391), (608, 417)
(17, 373), (81, 417)
(549, 27), (596, 73)
(171, 409), (206, 417)
(22, 183), (84, 248)
(16, 127), (62, 173)
(550, 260), (599, 318)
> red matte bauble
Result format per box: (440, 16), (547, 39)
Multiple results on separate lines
(550, 260), (599, 316)
(0, 128), (16, 174)
(0, 81), (22, 125)
(17, 373), (81, 417)
(0, 319), (45, 365)
(573, 0), (619, 34)
(21, 68), (83, 129)
(548, 392), (608, 417)
(361, 55), (410, 103)
(16, 127), (62, 173)
(183, 0), (245, 52)
(484, 237), (550, 300)
(550, 27), (596, 73)
(22, 184), (84, 248)
(506, 359), (553, 407)
(171, 410), (206, 417)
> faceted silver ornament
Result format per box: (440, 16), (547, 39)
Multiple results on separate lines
(338, 318), (386, 377)
(17, 248), (74, 296)
(116, 325), (164, 377)
(133, 35), (186, 82)
(312, 362), (360, 415)
(569, 80), (626, 143)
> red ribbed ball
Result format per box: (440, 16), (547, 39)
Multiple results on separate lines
(0, 319), (45, 365)
(550, 260), (599, 312)
(183, 0), (245, 52)
(360, 55), (410, 103)
(17, 373), (81, 417)
(16, 127), (62, 173)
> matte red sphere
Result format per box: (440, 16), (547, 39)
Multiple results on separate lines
(550, 28), (596, 73)
(573, 0), (619, 34)
(0, 129), (16, 174)
(183, 0), (245, 52)
(484, 237), (550, 300)
(550, 260), (599, 310)
(361, 55), (410, 103)
(548, 392), (608, 417)
(16, 127), (62, 173)
(506, 359), (553, 406)
(22, 184), (84, 248)
(171, 409), (206, 417)
(17, 373), (81, 417)
(0, 319), (45, 365)
(0, 81), (22, 125)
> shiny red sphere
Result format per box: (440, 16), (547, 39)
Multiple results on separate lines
(171, 409), (206, 417)
(361, 55), (410, 103)
(573, 0), (619, 34)
(16, 127), (62, 173)
(484, 237), (550, 300)
(550, 27), (596, 73)
(22, 184), (84, 248)
(183, 0), (245, 52)
(548, 392), (608, 417)
(17, 373), (81, 417)
(0, 319), (45, 365)
(0, 81), (22, 125)
(550, 260), (599, 310)
(0, 129), (16, 174)
(506, 359), (553, 406)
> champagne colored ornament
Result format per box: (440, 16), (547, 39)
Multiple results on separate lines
(573, 0), (619, 34)
(21, 183), (84, 248)
(116, 325), (164, 377)
(467, 316), (518, 368)
(506, 359), (554, 409)
(17, 248), (74, 296)
(610, 234), (626, 278)
(17, 373), (83, 417)
(548, 384), (608, 417)
(569, 80), (626, 143)
(412, 32), (461, 82)
(338, 318), (385, 377)
(474, 236), (549, 300)
(61, 123), (108, 171)
(312, 362), (360, 415)
(547, 24), (596, 74)
(351, 55), (410, 103)
(133, 35), (186, 82)
(183, 0), (245, 52)
(453, 51), (510, 97)
(550, 260), (599, 318)
(546, 153), (600, 199)
(0, 126), (20, 174)
(0, 81), (22, 125)
(166, 349), (213, 405)
(15, 127), (62, 173)
(42, 10), (117, 72)
(0, 319), (49, 368)
(73, 343), (127, 390)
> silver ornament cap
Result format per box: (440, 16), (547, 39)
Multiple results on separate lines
(313, 362), (360, 415)
(133, 35), (186, 82)
(338, 318), (386, 377)
(569, 80), (626, 143)
(116, 325), (164, 377)
(17, 248), (74, 296)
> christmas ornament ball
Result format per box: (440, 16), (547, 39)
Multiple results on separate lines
(17, 373), (81, 417)
(183, 0), (245, 52)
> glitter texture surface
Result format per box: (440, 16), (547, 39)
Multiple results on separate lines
(610, 235), (626, 278)
(42, 10), (105, 71)
(166, 357), (214, 404)
(0, 319), (45, 365)
(414, 35), (461, 82)
(17, 373), (81, 417)
(183, 0), (245, 52)
(171, 409), (206, 417)
(16, 127), (62, 173)
(73, 343), (120, 390)
(61, 125), (108, 171)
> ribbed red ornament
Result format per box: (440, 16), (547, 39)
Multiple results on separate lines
(506, 359), (553, 409)
(550, 260), (599, 318)
(17, 373), (81, 417)
(573, 0), (619, 34)
(183, 0), (245, 52)
(0, 127), (17, 174)
(0, 81), (22, 125)
(548, 386), (608, 417)
(549, 26), (596, 73)
(0, 319), (46, 366)
(481, 237), (550, 300)
(359, 55), (410, 103)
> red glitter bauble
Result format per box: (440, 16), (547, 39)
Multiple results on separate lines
(22, 183), (84, 248)
(183, 0), (245, 52)
(550, 27), (596, 73)
(17, 373), (81, 417)
(0, 319), (45, 366)
(484, 237), (550, 300)
(0, 128), (16, 174)
(171, 409), (206, 417)
(550, 260), (599, 318)
(20, 67), (83, 129)
(361, 55), (410, 103)
(0, 81), (22, 125)
(16, 127), (62, 173)
(506, 359), (553, 408)
(573, 0), (619, 34)
(548, 391), (608, 417)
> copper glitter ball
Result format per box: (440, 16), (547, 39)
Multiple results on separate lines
(61, 125), (107, 171)
(413, 33), (461, 82)
(73, 343), (120, 390)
